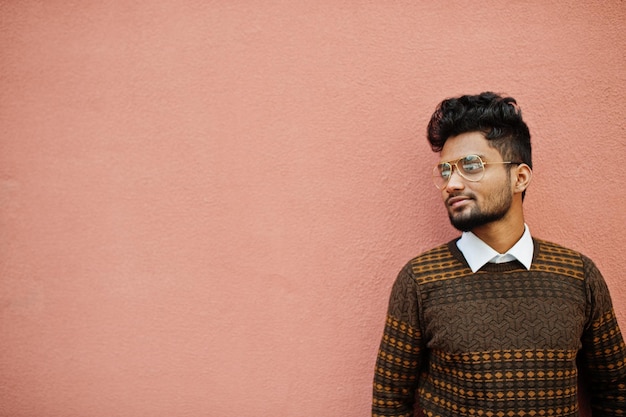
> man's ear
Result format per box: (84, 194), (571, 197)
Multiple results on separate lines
(513, 164), (532, 194)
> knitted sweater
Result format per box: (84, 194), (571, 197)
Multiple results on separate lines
(372, 238), (626, 417)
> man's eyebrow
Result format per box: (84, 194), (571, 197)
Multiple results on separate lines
(439, 154), (487, 164)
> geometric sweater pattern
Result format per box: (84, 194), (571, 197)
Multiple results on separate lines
(373, 238), (626, 417)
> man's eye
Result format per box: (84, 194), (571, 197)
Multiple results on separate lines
(463, 163), (481, 172)
(461, 157), (482, 172)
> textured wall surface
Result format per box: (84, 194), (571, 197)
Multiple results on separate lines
(1, 2), (625, 416)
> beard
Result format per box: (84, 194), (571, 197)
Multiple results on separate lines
(447, 188), (513, 232)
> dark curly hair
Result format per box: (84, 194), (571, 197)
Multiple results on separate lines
(427, 92), (532, 169)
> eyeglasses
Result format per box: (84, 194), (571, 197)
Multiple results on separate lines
(432, 154), (522, 189)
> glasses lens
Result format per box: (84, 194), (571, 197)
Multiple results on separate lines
(459, 155), (484, 180)
(433, 163), (451, 189)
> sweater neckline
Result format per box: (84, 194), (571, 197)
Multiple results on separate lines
(447, 238), (541, 274)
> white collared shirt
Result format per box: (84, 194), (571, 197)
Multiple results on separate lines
(456, 224), (534, 273)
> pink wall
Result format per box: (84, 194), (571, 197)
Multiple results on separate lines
(1, 2), (625, 416)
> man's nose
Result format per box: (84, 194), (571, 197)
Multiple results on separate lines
(445, 167), (465, 191)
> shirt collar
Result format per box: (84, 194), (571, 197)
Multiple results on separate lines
(456, 224), (534, 273)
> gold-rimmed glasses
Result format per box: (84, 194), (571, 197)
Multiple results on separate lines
(432, 154), (522, 189)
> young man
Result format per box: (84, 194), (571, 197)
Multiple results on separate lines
(372, 92), (626, 417)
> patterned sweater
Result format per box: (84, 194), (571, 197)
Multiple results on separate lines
(372, 238), (626, 417)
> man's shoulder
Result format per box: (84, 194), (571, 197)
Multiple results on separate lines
(532, 238), (597, 278)
(402, 239), (467, 276)
(533, 238), (581, 255)
(533, 238), (588, 261)
(408, 240), (455, 262)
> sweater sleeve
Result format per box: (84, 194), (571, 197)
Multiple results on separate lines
(579, 256), (626, 416)
(372, 262), (425, 417)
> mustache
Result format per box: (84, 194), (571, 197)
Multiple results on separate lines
(446, 192), (475, 203)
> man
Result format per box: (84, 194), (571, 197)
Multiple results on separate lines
(372, 92), (626, 417)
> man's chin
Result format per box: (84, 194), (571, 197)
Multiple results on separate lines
(448, 212), (482, 232)
(450, 221), (473, 232)
(449, 209), (509, 232)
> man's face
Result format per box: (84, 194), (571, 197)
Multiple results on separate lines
(438, 132), (515, 232)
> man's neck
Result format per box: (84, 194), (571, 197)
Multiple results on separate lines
(471, 220), (526, 254)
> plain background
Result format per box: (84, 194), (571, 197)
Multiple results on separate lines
(1, 1), (625, 416)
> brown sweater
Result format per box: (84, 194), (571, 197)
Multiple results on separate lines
(372, 238), (626, 417)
